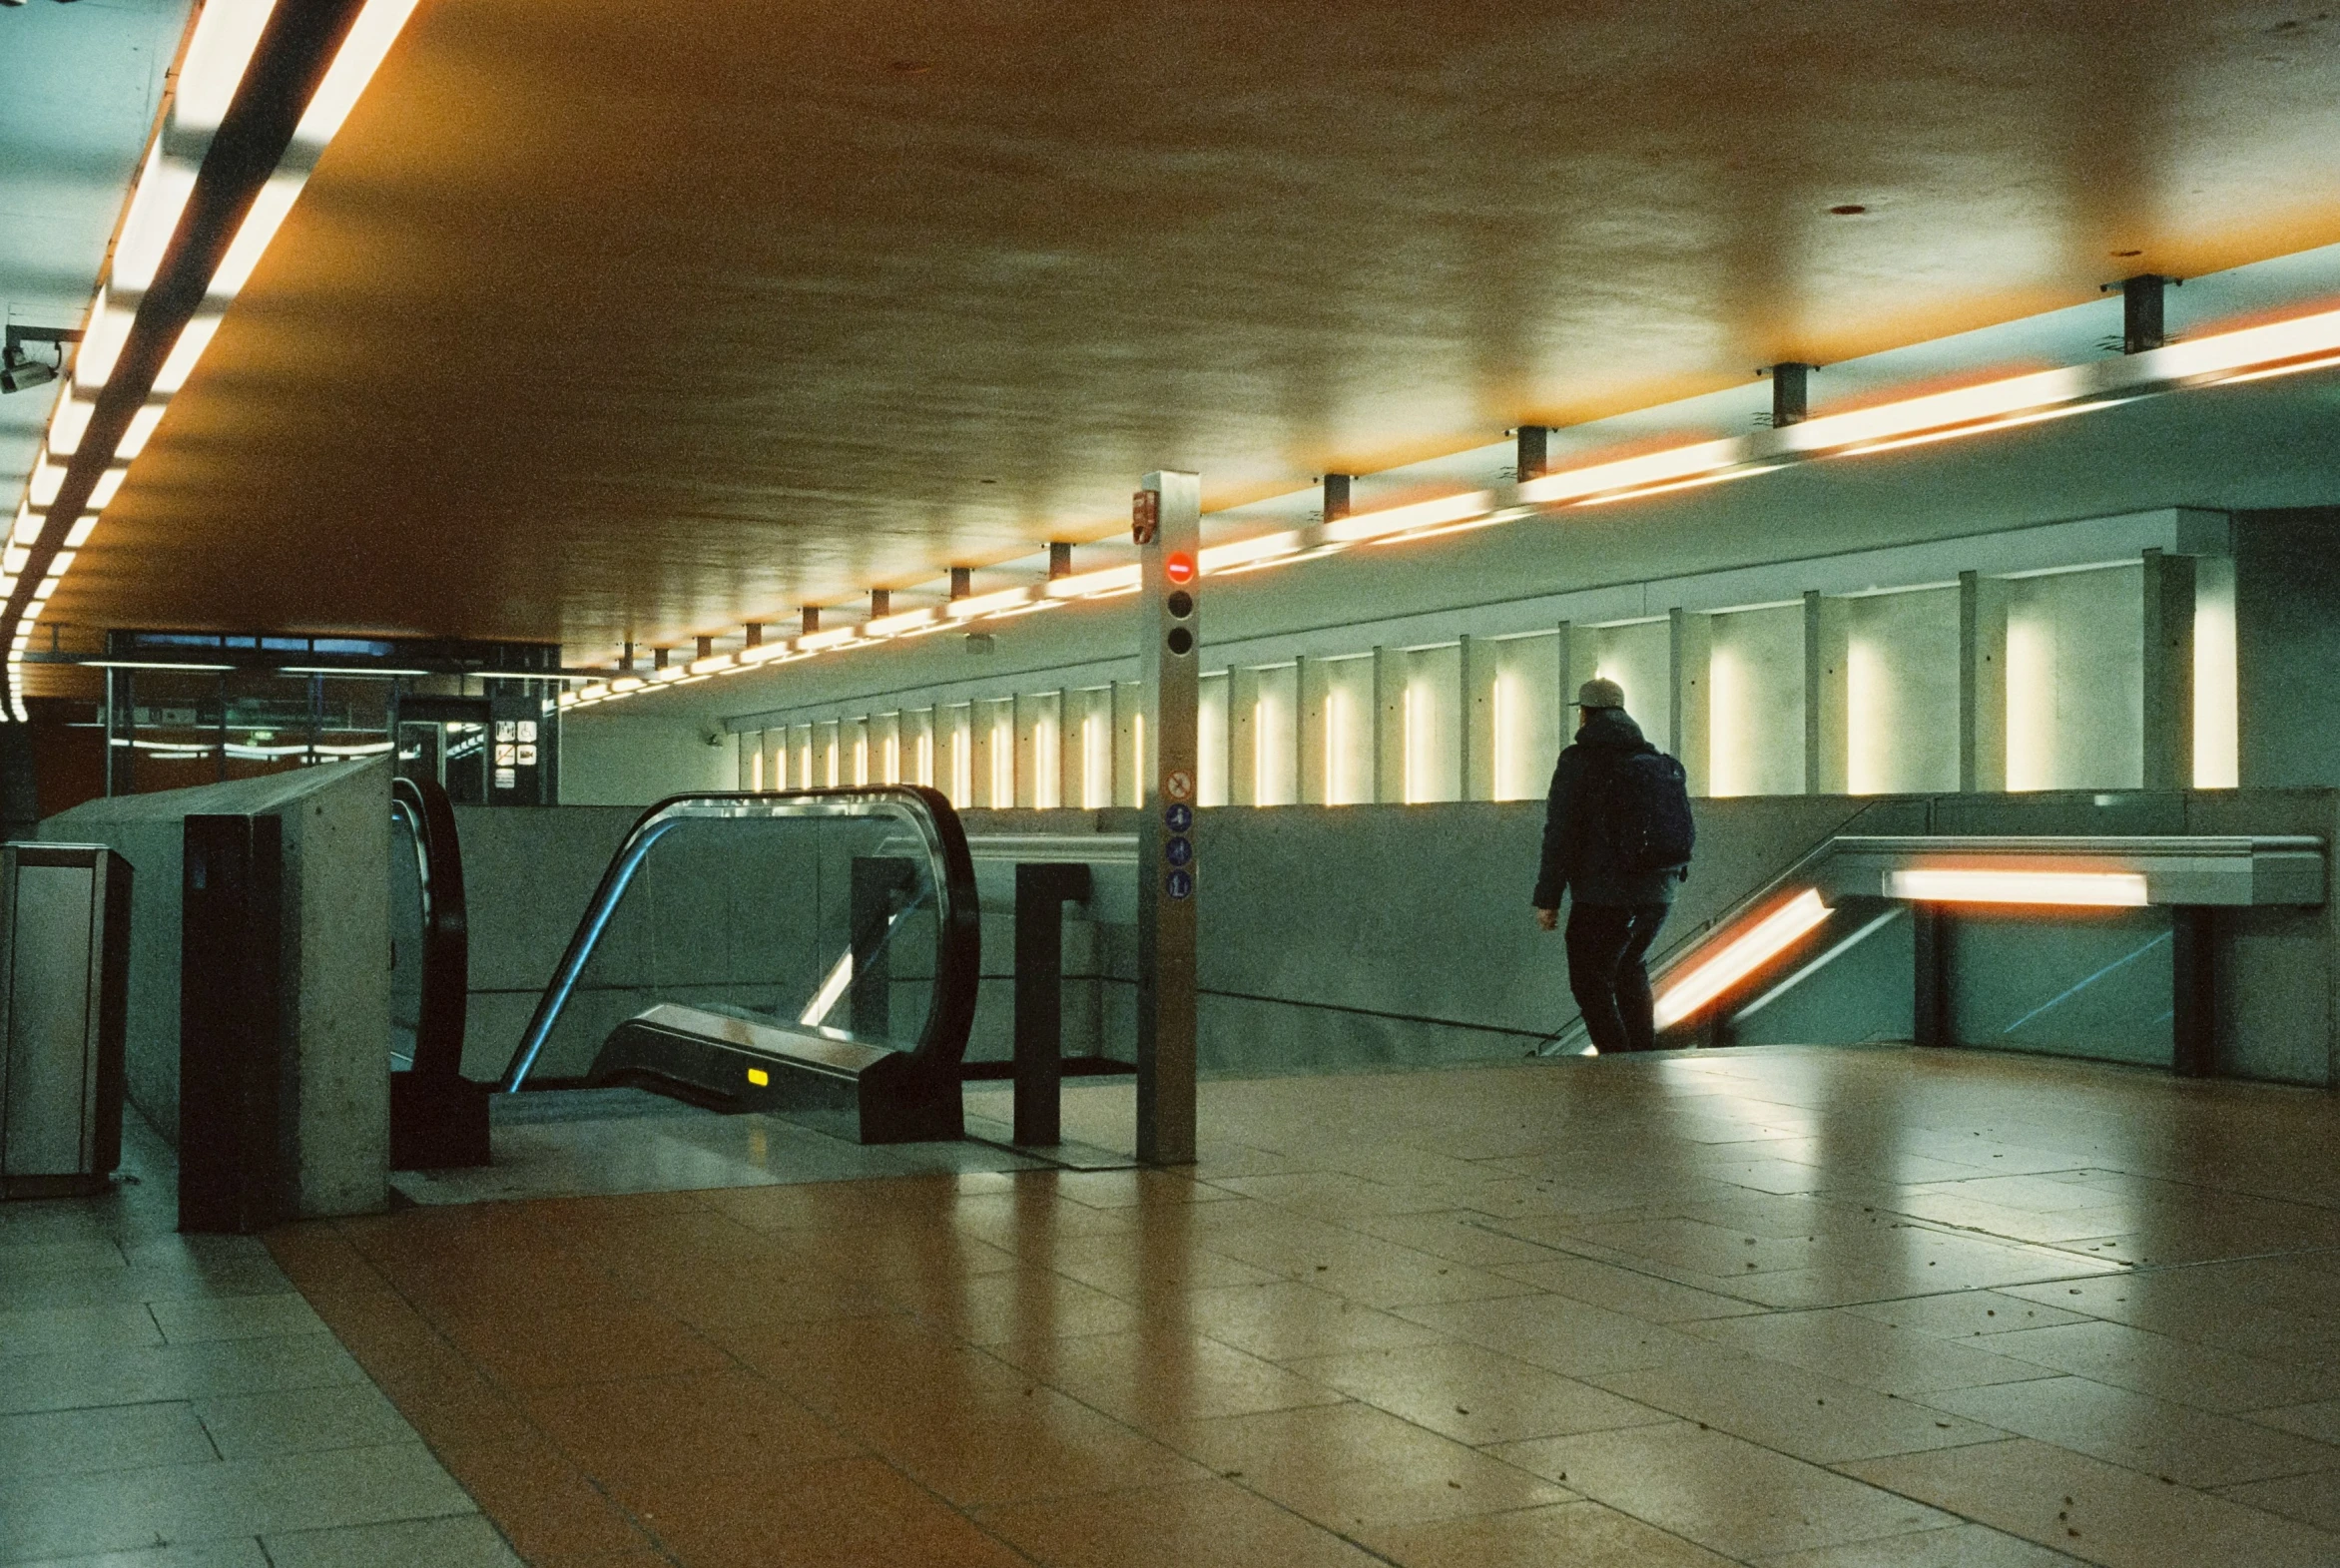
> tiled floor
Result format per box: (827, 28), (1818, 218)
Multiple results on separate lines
(13, 1043), (2340, 1567)
(0, 1116), (523, 1566)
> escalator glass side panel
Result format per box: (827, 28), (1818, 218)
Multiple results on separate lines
(500, 787), (978, 1095)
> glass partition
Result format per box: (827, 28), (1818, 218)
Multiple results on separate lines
(501, 788), (976, 1090)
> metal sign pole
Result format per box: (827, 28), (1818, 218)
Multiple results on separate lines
(1134, 470), (1200, 1165)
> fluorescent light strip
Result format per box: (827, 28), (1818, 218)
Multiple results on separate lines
(12, 0), (418, 673)
(2156, 303), (2340, 381)
(1521, 441), (1743, 506)
(1569, 463), (1787, 507)
(277, 665), (430, 677)
(1326, 489), (1496, 545)
(496, 302), (2340, 717)
(1885, 868), (2149, 906)
(47, 394), (95, 455)
(947, 587), (1032, 619)
(2200, 349), (2340, 389)
(81, 660), (238, 671)
(1652, 889), (1832, 1029)
(866, 607), (938, 636)
(1835, 398), (2136, 457)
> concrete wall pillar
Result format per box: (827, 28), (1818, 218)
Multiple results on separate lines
(1228, 667), (1261, 806)
(2142, 548), (2197, 791)
(1293, 656), (1321, 805)
(957, 705), (986, 807)
(1460, 634), (1496, 801)
(1804, 590), (1849, 793)
(1669, 608), (1711, 794)
(1373, 645), (1406, 803)
(1959, 571), (2010, 791)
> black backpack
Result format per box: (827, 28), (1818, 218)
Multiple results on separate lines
(1591, 749), (1696, 872)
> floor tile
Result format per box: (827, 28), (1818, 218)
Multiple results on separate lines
(149, 1293), (330, 1344)
(1183, 1280), (1452, 1360)
(979, 1475), (1387, 1567)
(194, 1383), (419, 1460)
(1983, 1317), (2340, 1412)
(1844, 1436), (2340, 1567)
(839, 1374), (1216, 1509)
(1491, 1419), (1959, 1559)
(1681, 1306), (2065, 1395)
(1286, 1340), (1673, 1445)
(627, 1454), (1034, 1567)
(890, 1265), (1144, 1344)
(1754, 1521), (2088, 1566)
(2216, 1468), (2340, 1533)
(432, 1434), (657, 1560)
(1393, 1291), (1716, 1378)
(0, 1542), (272, 1567)
(517, 1366), (863, 1492)
(1359, 1497), (1740, 1567)
(2249, 1399), (2340, 1446)
(1922, 1374), (2340, 1488)
(0, 1303), (165, 1356)
(261, 1512), (522, 1567)
(435, 1300), (731, 1390)
(1595, 1347), (2007, 1463)
(0, 1442), (476, 1563)
(990, 1327), (1349, 1434)
(0, 1333), (368, 1417)
(0, 1401), (218, 1480)
(1843, 1291), (2093, 1339)
(1493, 1254), (1770, 1321)
(1167, 1401), (1575, 1532)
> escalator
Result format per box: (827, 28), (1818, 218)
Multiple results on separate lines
(499, 786), (980, 1144)
(1541, 822), (2323, 1073)
(388, 776), (488, 1168)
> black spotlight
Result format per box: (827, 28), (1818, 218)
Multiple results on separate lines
(0, 347), (59, 394)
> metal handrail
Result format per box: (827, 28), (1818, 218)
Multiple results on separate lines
(390, 776), (469, 1082)
(498, 786), (979, 1092)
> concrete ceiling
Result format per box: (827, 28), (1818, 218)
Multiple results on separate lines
(23, 0), (2340, 677)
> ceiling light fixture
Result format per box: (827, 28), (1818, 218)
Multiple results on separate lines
(570, 299), (2340, 716)
(4, 0), (421, 720)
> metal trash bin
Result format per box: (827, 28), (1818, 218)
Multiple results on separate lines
(0, 843), (133, 1200)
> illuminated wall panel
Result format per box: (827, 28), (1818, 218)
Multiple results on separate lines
(1585, 620), (1669, 746)
(1708, 605), (1804, 797)
(1848, 588), (1959, 794)
(2005, 565), (2142, 792)
(2193, 556), (2239, 789)
(1490, 632), (1562, 802)
(1320, 656), (1374, 805)
(1198, 672), (1229, 807)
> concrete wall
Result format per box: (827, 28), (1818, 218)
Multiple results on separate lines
(560, 713), (734, 805)
(43, 762), (392, 1218)
(441, 795), (1877, 1081)
(448, 804), (640, 1080)
(2236, 508), (2340, 789)
(441, 786), (2336, 1089)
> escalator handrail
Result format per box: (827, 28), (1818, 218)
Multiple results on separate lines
(498, 785), (980, 1092)
(1535, 798), (1907, 1056)
(391, 776), (471, 1082)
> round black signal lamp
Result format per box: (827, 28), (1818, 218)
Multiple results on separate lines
(1166, 590), (1194, 619)
(1166, 627), (1195, 656)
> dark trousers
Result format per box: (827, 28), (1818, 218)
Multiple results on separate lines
(1566, 902), (1670, 1054)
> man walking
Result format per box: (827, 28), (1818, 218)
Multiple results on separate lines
(1531, 678), (1694, 1053)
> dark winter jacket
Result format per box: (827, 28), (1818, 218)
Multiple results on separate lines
(1531, 708), (1689, 908)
